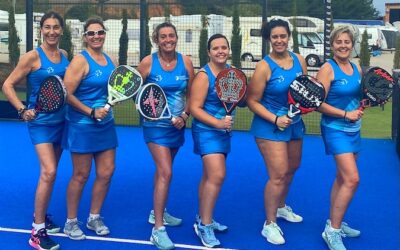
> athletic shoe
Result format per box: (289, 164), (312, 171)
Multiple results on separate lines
(150, 226), (175, 250)
(29, 228), (60, 250)
(276, 205), (303, 223)
(261, 221), (285, 245)
(64, 220), (86, 240)
(326, 219), (361, 238)
(194, 222), (221, 248)
(33, 214), (61, 234)
(149, 209), (182, 226)
(322, 223), (346, 250)
(87, 217), (110, 236)
(195, 214), (228, 232)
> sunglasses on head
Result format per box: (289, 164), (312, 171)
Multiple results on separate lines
(84, 29), (106, 37)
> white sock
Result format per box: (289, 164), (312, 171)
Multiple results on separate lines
(32, 222), (45, 233)
(89, 213), (100, 220)
(66, 218), (78, 224)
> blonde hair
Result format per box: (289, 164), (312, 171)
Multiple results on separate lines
(329, 25), (355, 47)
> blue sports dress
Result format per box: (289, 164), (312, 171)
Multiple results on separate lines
(27, 47), (69, 145)
(63, 50), (118, 153)
(141, 52), (189, 148)
(321, 60), (361, 155)
(250, 52), (305, 141)
(191, 64), (232, 156)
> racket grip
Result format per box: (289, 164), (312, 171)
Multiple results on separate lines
(104, 103), (111, 111)
(226, 115), (232, 132)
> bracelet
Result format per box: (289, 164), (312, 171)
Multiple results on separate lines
(274, 115), (279, 126)
(181, 111), (190, 121)
(344, 111), (347, 120)
(17, 107), (27, 119)
(90, 108), (96, 120)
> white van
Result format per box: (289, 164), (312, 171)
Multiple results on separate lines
(357, 26), (388, 50)
(240, 25), (324, 67)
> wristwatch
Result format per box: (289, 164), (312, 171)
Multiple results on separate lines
(17, 106), (27, 119)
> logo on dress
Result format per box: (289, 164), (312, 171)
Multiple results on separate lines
(277, 75), (285, 83)
(154, 75), (163, 82)
(338, 79), (348, 85)
(175, 75), (188, 81)
(47, 67), (54, 73)
(95, 70), (103, 77)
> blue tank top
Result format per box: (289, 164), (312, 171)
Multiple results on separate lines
(142, 52), (189, 127)
(261, 51), (303, 124)
(192, 64), (232, 132)
(321, 60), (361, 132)
(66, 50), (115, 124)
(27, 47), (69, 124)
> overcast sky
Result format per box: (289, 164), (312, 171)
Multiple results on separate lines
(373, 0), (387, 15)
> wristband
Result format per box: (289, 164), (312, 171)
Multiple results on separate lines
(344, 111), (347, 120)
(274, 115), (279, 126)
(90, 108), (96, 120)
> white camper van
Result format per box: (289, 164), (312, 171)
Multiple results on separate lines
(240, 16), (324, 67)
(357, 26), (388, 50)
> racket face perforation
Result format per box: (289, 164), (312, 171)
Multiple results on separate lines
(107, 65), (143, 103)
(361, 67), (394, 107)
(136, 83), (170, 120)
(36, 75), (66, 113)
(215, 68), (247, 114)
(288, 75), (325, 114)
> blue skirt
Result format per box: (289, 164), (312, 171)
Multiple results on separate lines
(251, 116), (305, 142)
(321, 126), (361, 155)
(28, 121), (65, 145)
(63, 120), (118, 153)
(143, 126), (184, 148)
(192, 129), (231, 155)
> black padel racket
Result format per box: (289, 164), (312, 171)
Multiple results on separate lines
(105, 65), (143, 109)
(135, 83), (172, 120)
(279, 74), (325, 130)
(359, 67), (394, 110)
(35, 75), (67, 114)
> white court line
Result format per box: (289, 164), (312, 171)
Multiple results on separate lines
(0, 226), (238, 250)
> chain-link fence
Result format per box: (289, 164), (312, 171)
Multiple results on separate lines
(0, 0), (396, 139)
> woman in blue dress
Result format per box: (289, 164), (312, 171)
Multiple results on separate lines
(136, 22), (194, 250)
(2, 11), (68, 250)
(190, 34), (233, 248)
(316, 25), (363, 250)
(247, 19), (307, 245)
(62, 17), (117, 241)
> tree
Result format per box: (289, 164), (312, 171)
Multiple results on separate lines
(199, 15), (209, 67)
(291, 0), (299, 54)
(394, 36), (400, 69)
(144, 6), (152, 57)
(119, 9), (129, 65)
(231, 5), (241, 68)
(8, 2), (20, 67)
(59, 23), (74, 61)
(66, 2), (96, 22)
(359, 29), (370, 67)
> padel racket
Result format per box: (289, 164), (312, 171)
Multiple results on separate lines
(97, 65), (143, 121)
(359, 67), (394, 110)
(279, 74), (325, 131)
(105, 65), (143, 109)
(215, 67), (247, 120)
(135, 83), (172, 120)
(34, 75), (67, 114)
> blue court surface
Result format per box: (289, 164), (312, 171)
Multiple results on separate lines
(0, 120), (399, 250)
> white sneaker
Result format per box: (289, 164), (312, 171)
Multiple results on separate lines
(277, 205), (303, 223)
(261, 221), (285, 245)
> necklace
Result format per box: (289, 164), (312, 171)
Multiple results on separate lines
(159, 53), (176, 67)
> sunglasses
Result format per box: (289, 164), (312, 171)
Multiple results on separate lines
(84, 29), (106, 37)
